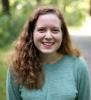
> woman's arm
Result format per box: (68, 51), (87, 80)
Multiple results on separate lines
(6, 69), (22, 100)
(75, 57), (91, 100)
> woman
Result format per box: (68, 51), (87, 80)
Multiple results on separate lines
(6, 5), (91, 100)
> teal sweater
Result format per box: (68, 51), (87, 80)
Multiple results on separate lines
(6, 55), (91, 100)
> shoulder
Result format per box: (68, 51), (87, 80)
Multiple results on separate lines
(73, 56), (88, 72)
(68, 55), (90, 82)
(64, 55), (89, 75)
(65, 55), (88, 68)
(66, 55), (90, 84)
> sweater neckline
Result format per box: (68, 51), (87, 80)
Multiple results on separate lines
(44, 55), (66, 66)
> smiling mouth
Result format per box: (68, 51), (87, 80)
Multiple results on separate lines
(42, 42), (54, 48)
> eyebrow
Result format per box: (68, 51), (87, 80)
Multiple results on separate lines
(36, 26), (60, 29)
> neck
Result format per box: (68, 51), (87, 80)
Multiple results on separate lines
(40, 52), (63, 64)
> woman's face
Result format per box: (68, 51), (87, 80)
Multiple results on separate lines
(33, 13), (63, 54)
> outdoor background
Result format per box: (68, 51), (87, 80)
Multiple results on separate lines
(0, 0), (91, 100)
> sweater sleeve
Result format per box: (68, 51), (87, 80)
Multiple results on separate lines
(75, 57), (91, 100)
(6, 70), (22, 100)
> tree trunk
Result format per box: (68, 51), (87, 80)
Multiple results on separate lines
(50, 0), (58, 5)
(90, 0), (91, 16)
(36, 0), (41, 5)
(2, 0), (10, 15)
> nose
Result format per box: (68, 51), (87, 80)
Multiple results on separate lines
(44, 30), (52, 40)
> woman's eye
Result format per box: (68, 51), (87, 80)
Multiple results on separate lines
(51, 29), (60, 33)
(38, 28), (46, 33)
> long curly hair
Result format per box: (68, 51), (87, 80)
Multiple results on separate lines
(10, 5), (80, 89)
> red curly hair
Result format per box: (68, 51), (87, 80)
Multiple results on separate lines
(10, 5), (80, 89)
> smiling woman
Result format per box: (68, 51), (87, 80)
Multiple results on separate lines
(33, 13), (62, 55)
(6, 5), (91, 100)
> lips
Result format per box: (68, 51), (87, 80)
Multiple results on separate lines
(42, 42), (54, 48)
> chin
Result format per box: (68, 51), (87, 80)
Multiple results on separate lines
(40, 50), (56, 54)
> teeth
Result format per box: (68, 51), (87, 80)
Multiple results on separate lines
(42, 42), (54, 47)
(43, 42), (53, 45)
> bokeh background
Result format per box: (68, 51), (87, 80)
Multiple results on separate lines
(0, 0), (91, 100)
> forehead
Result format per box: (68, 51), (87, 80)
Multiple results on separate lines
(36, 13), (61, 27)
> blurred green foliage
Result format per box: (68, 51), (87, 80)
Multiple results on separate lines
(0, 60), (7, 100)
(0, 14), (25, 48)
(0, 8), (31, 48)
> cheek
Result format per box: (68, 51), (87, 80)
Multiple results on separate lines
(33, 32), (43, 43)
(59, 32), (63, 40)
(54, 33), (62, 43)
(59, 35), (63, 43)
(56, 34), (63, 47)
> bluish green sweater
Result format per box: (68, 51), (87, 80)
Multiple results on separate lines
(6, 55), (91, 100)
